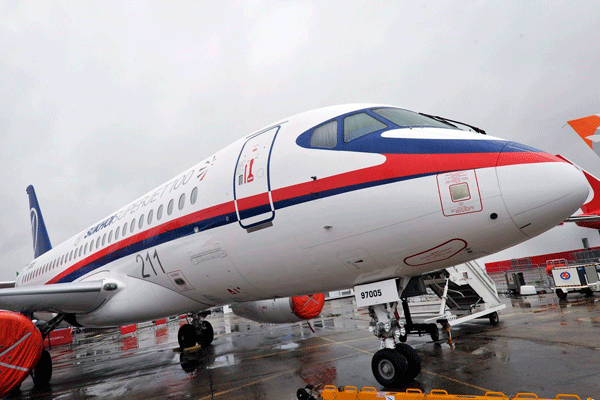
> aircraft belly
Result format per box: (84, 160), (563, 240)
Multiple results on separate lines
(77, 275), (207, 326)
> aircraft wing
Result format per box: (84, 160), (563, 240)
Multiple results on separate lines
(0, 281), (15, 289)
(0, 280), (114, 314)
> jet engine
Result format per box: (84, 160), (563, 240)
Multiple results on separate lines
(230, 293), (325, 324)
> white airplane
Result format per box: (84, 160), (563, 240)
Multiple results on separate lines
(0, 104), (589, 394)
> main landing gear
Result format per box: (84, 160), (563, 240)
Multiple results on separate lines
(178, 312), (214, 349)
(368, 301), (424, 388)
(30, 313), (67, 387)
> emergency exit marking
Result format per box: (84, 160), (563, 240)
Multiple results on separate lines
(437, 170), (482, 216)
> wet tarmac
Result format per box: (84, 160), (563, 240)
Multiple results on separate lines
(6, 293), (600, 399)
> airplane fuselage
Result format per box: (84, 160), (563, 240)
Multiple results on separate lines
(15, 104), (589, 326)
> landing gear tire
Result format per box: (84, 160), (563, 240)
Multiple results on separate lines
(395, 343), (421, 380)
(32, 349), (52, 387)
(428, 324), (439, 341)
(556, 289), (567, 299)
(197, 320), (214, 346)
(488, 311), (500, 326)
(371, 348), (409, 388)
(178, 324), (197, 349)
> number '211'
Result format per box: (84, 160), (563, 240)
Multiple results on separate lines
(137, 249), (165, 278)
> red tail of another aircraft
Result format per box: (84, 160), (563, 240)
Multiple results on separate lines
(567, 114), (600, 152)
(556, 154), (600, 228)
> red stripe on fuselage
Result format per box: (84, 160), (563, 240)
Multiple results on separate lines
(272, 152), (555, 203)
(45, 150), (557, 284)
(235, 192), (271, 212)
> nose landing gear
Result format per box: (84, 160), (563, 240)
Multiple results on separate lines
(368, 303), (421, 387)
(178, 312), (214, 349)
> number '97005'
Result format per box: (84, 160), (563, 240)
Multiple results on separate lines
(360, 289), (382, 299)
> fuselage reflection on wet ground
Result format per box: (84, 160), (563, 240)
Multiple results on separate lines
(10, 293), (600, 399)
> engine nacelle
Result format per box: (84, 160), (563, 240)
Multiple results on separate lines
(230, 293), (325, 324)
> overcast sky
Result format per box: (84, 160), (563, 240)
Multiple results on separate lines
(1, 1), (599, 281)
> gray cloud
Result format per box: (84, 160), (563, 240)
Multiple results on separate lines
(1, 1), (600, 280)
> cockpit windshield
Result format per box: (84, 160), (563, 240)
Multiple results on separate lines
(372, 108), (458, 130)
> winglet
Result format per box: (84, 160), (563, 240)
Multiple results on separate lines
(555, 155), (600, 214)
(26, 185), (52, 258)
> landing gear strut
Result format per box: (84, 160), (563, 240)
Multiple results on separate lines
(178, 312), (214, 349)
(368, 302), (421, 387)
(30, 313), (66, 387)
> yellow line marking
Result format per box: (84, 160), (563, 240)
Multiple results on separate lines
(420, 370), (492, 393)
(324, 337), (493, 393)
(241, 335), (373, 361)
(197, 352), (363, 400)
(320, 335), (374, 355)
(201, 334), (494, 398)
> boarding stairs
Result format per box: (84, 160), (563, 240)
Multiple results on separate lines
(406, 261), (506, 328)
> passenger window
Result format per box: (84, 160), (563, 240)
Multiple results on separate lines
(167, 199), (174, 216)
(96, 237), (101, 249)
(122, 223), (128, 237)
(178, 193), (185, 210)
(343, 113), (387, 142)
(157, 204), (164, 220)
(115, 226), (121, 240)
(108, 230), (113, 244)
(147, 209), (153, 225)
(190, 187), (198, 205)
(102, 233), (106, 246)
(310, 121), (337, 148)
(70, 250), (73, 261)
(84, 243), (88, 255)
(139, 214), (144, 229)
(130, 218), (136, 233)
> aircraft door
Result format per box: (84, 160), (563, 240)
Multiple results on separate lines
(233, 126), (279, 230)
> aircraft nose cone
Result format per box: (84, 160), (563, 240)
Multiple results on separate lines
(496, 142), (589, 237)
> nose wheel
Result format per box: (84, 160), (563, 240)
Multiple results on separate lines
(178, 313), (214, 349)
(372, 348), (412, 387)
(368, 303), (421, 388)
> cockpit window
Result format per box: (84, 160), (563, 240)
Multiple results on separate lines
(372, 108), (457, 130)
(310, 120), (337, 148)
(343, 112), (387, 142)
